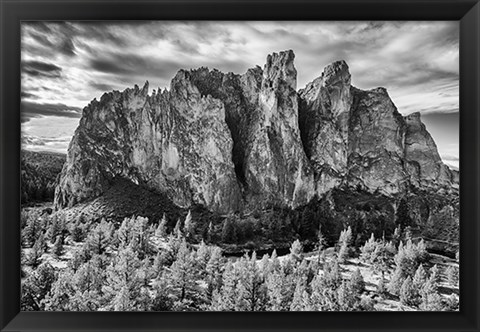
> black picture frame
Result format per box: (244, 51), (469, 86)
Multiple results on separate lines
(1, 0), (479, 331)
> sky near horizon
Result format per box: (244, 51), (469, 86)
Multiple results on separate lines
(20, 21), (460, 169)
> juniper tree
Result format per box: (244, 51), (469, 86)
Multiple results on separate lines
(74, 255), (105, 294)
(205, 246), (224, 299)
(289, 239), (303, 263)
(337, 226), (352, 262)
(399, 276), (415, 306)
(129, 216), (154, 259)
(20, 262), (56, 311)
(446, 266), (459, 287)
(183, 210), (194, 239)
(22, 216), (39, 248)
(349, 268), (365, 295)
(235, 252), (267, 311)
(48, 215), (63, 244)
(27, 237), (43, 267)
(44, 269), (75, 311)
(53, 235), (64, 257)
(410, 265), (428, 306)
(210, 261), (238, 310)
(290, 278), (309, 311)
(156, 214), (168, 238)
(173, 218), (183, 238)
(169, 239), (198, 304)
(86, 218), (114, 255)
(103, 246), (143, 310)
(377, 275), (386, 294)
(316, 225), (327, 266)
(265, 267), (288, 311)
(195, 241), (210, 276)
(360, 233), (377, 263)
(70, 217), (84, 242)
(116, 217), (134, 248)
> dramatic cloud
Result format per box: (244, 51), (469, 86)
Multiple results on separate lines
(22, 60), (63, 78)
(20, 21), (459, 160)
(21, 101), (82, 122)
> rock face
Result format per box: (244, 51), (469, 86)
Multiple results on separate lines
(299, 61), (456, 196)
(56, 77), (242, 213)
(404, 112), (455, 187)
(55, 50), (457, 214)
(298, 60), (352, 195)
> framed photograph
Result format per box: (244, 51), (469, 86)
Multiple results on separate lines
(1, 0), (479, 331)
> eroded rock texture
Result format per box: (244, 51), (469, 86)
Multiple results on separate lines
(55, 50), (457, 214)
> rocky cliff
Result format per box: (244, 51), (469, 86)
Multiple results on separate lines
(55, 50), (458, 214)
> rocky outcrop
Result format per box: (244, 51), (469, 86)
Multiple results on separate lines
(55, 50), (457, 214)
(299, 60), (352, 195)
(347, 87), (409, 194)
(56, 77), (242, 213)
(404, 112), (455, 188)
(246, 51), (314, 207)
(299, 62), (455, 196)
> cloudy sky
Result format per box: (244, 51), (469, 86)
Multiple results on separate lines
(21, 21), (459, 169)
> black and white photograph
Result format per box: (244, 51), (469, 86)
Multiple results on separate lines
(20, 21), (460, 312)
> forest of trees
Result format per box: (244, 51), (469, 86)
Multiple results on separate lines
(20, 209), (459, 312)
(21, 151), (65, 204)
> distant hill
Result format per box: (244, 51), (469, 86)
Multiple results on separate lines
(21, 150), (66, 204)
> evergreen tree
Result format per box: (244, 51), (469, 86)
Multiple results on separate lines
(289, 239), (303, 262)
(387, 266), (404, 295)
(20, 262), (56, 311)
(86, 218), (114, 255)
(399, 276), (415, 306)
(129, 216), (153, 259)
(68, 249), (85, 273)
(184, 210), (194, 239)
(210, 261), (238, 310)
(173, 218), (183, 238)
(428, 264), (441, 286)
(377, 276), (386, 294)
(396, 199), (412, 229)
(337, 226), (352, 262)
(360, 233), (377, 263)
(151, 273), (173, 311)
(156, 214), (168, 238)
(48, 215), (62, 244)
(316, 225), (327, 266)
(37, 231), (48, 253)
(265, 268), (287, 311)
(205, 246), (224, 299)
(22, 216), (38, 248)
(53, 235), (64, 257)
(446, 266), (459, 287)
(27, 237), (43, 267)
(195, 241), (210, 277)
(290, 278), (309, 311)
(169, 239), (198, 305)
(102, 246), (143, 310)
(349, 268), (365, 294)
(44, 270), (75, 311)
(338, 280), (358, 311)
(71, 217), (84, 242)
(113, 284), (132, 311)
(116, 217), (134, 248)
(235, 252), (267, 311)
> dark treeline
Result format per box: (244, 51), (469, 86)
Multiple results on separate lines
(21, 151), (65, 204)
